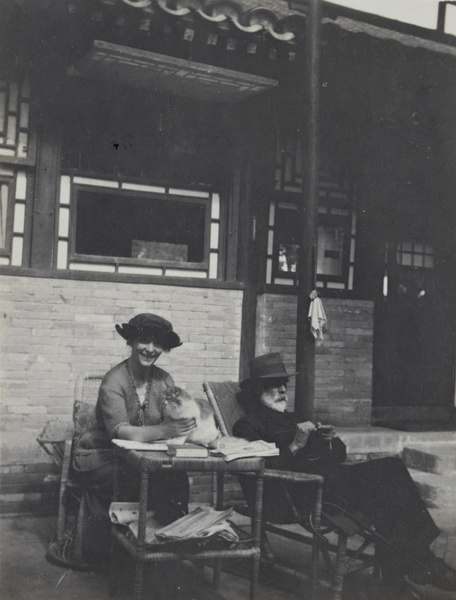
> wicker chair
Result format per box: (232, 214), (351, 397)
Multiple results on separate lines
(37, 372), (104, 568)
(203, 381), (381, 600)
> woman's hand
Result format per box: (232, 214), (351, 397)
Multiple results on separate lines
(289, 421), (316, 455)
(160, 416), (196, 439)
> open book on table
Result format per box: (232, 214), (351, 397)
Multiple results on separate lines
(211, 438), (279, 461)
(112, 435), (189, 451)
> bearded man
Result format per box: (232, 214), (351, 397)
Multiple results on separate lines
(233, 353), (456, 596)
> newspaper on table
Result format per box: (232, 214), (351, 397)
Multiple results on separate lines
(155, 506), (238, 542)
(211, 437), (280, 462)
(109, 503), (238, 545)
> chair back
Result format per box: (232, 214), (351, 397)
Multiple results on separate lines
(73, 372), (104, 442)
(202, 381), (246, 436)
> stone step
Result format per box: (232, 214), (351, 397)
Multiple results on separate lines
(339, 427), (456, 457)
(408, 468), (456, 509)
(402, 443), (456, 475)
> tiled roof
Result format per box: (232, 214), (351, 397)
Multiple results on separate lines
(327, 16), (456, 58)
(148, 0), (305, 40)
(123, 0), (456, 54)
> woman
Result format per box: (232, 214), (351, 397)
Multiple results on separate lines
(233, 353), (456, 595)
(73, 313), (196, 530)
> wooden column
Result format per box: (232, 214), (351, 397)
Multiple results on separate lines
(30, 110), (60, 269)
(237, 95), (277, 382)
(292, 0), (322, 420)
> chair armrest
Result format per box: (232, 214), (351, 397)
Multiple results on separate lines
(264, 469), (323, 528)
(263, 469), (323, 486)
(241, 468), (324, 528)
(36, 419), (74, 468)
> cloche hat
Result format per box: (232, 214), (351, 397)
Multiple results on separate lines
(115, 313), (182, 350)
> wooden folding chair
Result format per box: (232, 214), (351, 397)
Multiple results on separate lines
(203, 381), (381, 600)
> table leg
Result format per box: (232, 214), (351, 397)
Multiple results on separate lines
(134, 470), (149, 600)
(251, 470), (264, 600)
(212, 472), (225, 588)
(332, 532), (347, 600)
(311, 478), (323, 600)
(110, 451), (120, 596)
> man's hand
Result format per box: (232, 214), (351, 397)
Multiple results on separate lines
(288, 421), (316, 455)
(316, 423), (337, 442)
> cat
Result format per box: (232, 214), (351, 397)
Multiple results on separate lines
(160, 386), (221, 447)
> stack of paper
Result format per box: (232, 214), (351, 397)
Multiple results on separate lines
(155, 506), (238, 542)
(212, 438), (279, 462)
(109, 503), (239, 545)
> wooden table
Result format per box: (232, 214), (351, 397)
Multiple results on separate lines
(110, 448), (266, 600)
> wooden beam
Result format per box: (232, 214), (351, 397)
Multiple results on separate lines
(30, 111), (60, 269)
(294, 0), (322, 421)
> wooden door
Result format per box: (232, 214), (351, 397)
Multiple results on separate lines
(373, 238), (456, 427)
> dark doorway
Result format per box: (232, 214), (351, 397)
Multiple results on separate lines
(373, 236), (456, 430)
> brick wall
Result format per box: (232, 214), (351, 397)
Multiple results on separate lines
(256, 294), (374, 426)
(0, 275), (244, 513)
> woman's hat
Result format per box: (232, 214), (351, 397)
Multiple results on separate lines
(115, 313), (182, 349)
(240, 353), (297, 388)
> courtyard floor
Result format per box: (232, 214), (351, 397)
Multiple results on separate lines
(1, 508), (456, 600)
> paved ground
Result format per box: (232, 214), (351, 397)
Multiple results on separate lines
(1, 509), (456, 600)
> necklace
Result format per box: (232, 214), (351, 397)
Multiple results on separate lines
(126, 361), (152, 426)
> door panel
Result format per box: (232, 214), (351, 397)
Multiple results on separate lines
(373, 240), (455, 424)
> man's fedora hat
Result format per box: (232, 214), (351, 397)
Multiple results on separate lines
(241, 353), (298, 388)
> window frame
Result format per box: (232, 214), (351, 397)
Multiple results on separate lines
(0, 175), (15, 258)
(69, 183), (213, 271)
(315, 211), (352, 284)
(270, 193), (353, 288)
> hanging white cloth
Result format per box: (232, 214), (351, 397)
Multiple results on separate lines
(308, 290), (327, 340)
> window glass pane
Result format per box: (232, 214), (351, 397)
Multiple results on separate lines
(401, 252), (412, 266)
(317, 225), (344, 276)
(0, 91), (6, 134)
(413, 254), (424, 268)
(0, 182), (8, 247)
(275, 206), (299, 273)
(424, 255), (434, 268)
(75, 190), (206, 263)
(402, 241), (412, 252)
(278, 244), (298, 272)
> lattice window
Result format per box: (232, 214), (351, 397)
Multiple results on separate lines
(267, 132), (356, 290)
(0, 79), (31, 159)
(396, 240), (434, 269)
(267, 194), (355, 290)
(0, 167), (28, 266)
(57, 175), (220, 279)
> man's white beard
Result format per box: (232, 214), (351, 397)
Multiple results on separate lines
(260, 393), (288, 413)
